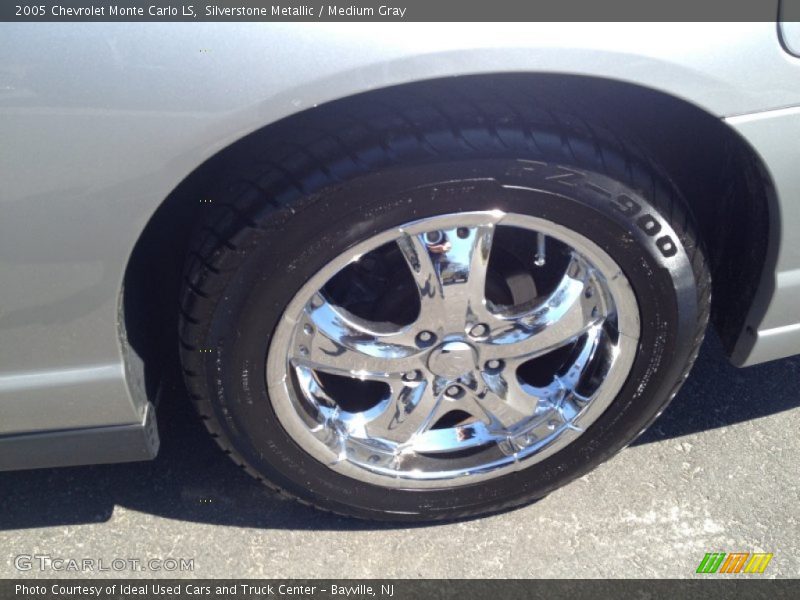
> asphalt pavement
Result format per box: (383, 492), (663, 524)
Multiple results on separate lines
(2, 334), (799, 579)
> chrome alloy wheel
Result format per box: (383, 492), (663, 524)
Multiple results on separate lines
(267, 211), (640, 488)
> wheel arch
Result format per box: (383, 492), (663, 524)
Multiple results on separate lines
(121, 72), (777, 407)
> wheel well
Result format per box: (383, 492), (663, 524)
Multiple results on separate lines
(122, 73), (775, 402)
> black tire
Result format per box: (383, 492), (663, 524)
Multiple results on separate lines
(179, 90), (710, 521)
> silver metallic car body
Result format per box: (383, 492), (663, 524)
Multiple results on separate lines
(2, 22), (800, 468)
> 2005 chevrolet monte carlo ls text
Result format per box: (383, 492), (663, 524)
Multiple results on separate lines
(2, 20), (800, 521)
(40, 5), (409, 18)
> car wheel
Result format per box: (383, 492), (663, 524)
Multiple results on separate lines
(179, 98), (710, 521)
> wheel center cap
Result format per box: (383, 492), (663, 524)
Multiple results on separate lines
(427, 341), (478, 379)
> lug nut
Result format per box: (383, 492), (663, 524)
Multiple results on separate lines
(403, 370), (420, 382)
(416, 331), (435, 346)
(446, 385), (461, 398)
(469, 323), (488, 338)
(486, 359), (502, 371)
(424, 231), (444, 245)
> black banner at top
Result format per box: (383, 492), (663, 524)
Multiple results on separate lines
(0, 0), (798, 22)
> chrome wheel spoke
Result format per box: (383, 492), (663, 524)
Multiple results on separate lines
(293, 336), (420, 377)
(398, 214), (501, 333)
(297, 296), (421, 374)
(366, 378), (443, 444)
(482, 368), (548, 417)
(396, 233), (447, 331)
(463, 388), (528, 430)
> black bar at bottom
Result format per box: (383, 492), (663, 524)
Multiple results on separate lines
(2, 579), (798, 600)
